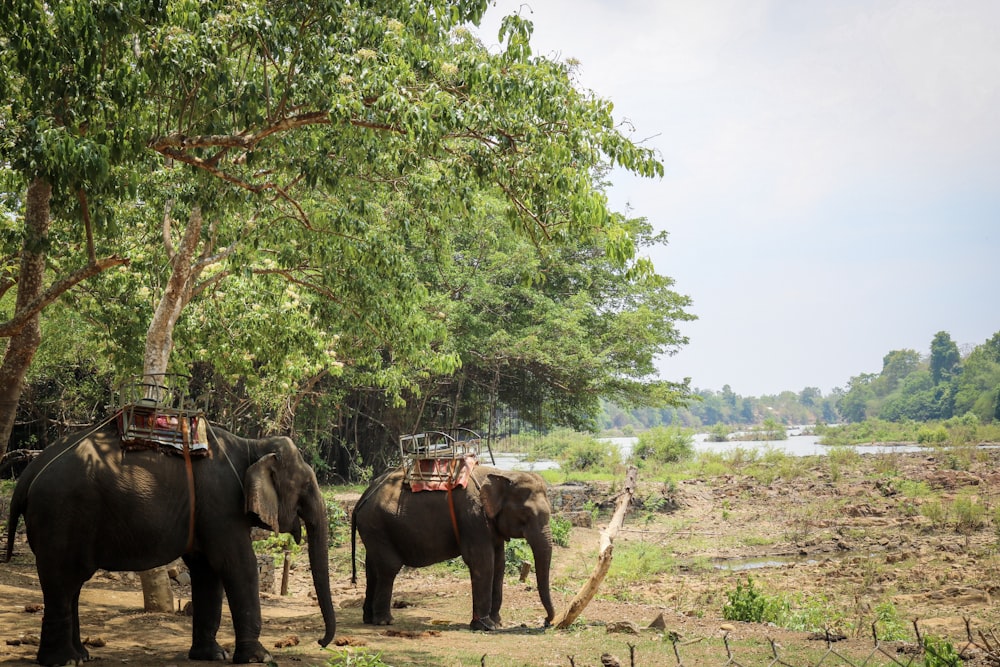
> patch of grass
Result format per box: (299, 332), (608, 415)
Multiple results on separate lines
(323, 648), (389, 666)
(605, 541), (676, 587)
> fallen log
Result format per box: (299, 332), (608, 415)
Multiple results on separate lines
(553, 465), (639, 629)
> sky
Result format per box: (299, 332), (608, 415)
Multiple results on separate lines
(476, 0), (1000, 397)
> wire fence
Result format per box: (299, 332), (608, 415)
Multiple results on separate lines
(566, 619), (1000, 667)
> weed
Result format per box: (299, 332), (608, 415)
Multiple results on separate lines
(871, 601), (909, 641)
(922, 635), (962, 667)
(722, 575), (788, 624)
(324, 648), (389, 666)
(550, 515), (572, 547)
(921, 500), (949, 529)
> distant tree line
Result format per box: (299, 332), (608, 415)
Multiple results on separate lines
(602, 330), (1000, 431)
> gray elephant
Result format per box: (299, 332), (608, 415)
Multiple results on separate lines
(4, 423), (336, 665)
(351, 465), (554, 630)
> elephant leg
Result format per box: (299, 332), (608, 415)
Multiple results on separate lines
(37, 578), (89, 666)
(465, 547), (497, 631)
(71, 590), (87, 660)
(364, 551), (400, 626)
(184, 554), (228, 661)
(219, 548), (271, 664)
(489, 543), (505, 627)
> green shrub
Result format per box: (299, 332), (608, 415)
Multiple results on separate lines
(917, 425), (949, 444)
(953, 493), (986, 536)
(722, 575), (788, 624)
(872, 601), (909, 641)
(550, 515), (572, 547)
(559, 436), (619, 472)
(923, 636), (962, 667)
(504, 539), (531, 574)
(632, 426), (694, 465)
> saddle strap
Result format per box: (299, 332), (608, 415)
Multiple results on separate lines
(181, 417), (196, 552)
(447, 485), (461, 545)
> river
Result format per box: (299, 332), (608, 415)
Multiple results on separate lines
(492, 428), (926, 472)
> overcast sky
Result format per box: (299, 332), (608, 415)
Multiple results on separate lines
(476, 0), (1000, 397)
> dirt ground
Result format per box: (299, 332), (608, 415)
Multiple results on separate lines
(5, 448), (1000, 666)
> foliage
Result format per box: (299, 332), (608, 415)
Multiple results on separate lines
(503, 538), (532, 575)
(871, 601), (909, 642)
(559, 436), (620, 472)
(253, 532), (301, 567)
(2, 1), (695, 477)
(549, 515), (572, 548)
(721, 575), (788, 624)
(631, 426), (694, 466)
(922, 636), (962, 667)
(324, 648), (390, 667)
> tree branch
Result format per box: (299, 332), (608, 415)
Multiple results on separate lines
(0, 256), (130, 338)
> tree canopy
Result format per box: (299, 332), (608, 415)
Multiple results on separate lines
(2, 1), (692, 471)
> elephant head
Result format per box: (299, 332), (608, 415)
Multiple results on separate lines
(480, 471), (555, 625)
(245, 441), (336, 645)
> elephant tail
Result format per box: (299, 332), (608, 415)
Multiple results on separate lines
(350, 506), (358, 585)
(4, 480), (27, 563)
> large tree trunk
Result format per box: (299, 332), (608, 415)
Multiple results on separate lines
(139, 203), (204, 612)
(0, 178), (52, 459)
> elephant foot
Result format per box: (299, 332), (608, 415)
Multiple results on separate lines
(188, 640), (229, 661)
(470, 617), (497, 631)
(367, 613), (393, 626)
(232, 640), (273, 664)
(37, 642), (89, 667)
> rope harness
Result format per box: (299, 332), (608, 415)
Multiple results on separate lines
(180, 416), (197, 553)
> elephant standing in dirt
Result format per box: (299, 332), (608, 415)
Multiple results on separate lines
(351, 465), (554, 630)
(4, 423), (336, 665)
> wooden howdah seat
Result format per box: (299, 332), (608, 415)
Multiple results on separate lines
(400, 429), (490, 492)
(116, 375), (209, 457)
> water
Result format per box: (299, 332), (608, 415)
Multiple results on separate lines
(605, 432), (926, 459)
(491, 430), (928, 471)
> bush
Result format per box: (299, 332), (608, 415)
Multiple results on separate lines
(559, 436), (619, 472)
(917, 425), (949, 444)
(550, 515), (572, 547)
(632, 426), (694, 465)
(722, 575), (788, 624)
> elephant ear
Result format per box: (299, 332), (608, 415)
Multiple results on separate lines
(245, 453), (280, 532)
(480, 473), (511, 520)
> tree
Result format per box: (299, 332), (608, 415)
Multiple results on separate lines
(930, 331), (961, 385)
(878, 349), (921, 394)
(0, 1), (159, 458)
(839, 373), (876, 423)
(6, 1), (681, 608)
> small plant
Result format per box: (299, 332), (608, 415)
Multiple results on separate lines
(922, 635), (962, 667)
(921, 500), (949, 530)
(871, 601), (908, 641)
(324, 648), (390, 666)
(550, 515), (572, 547)
(953, 492), (985, 546)
(583, 500), (600, 525)
(722, 575), (788, 624)
(504, 538), (532, 575)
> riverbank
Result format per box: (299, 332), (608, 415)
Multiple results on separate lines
(5, 448), (1000, 665)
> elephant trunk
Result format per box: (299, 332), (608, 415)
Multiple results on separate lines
(303, 484), (336, 646)
(527, 521), (555, 625)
